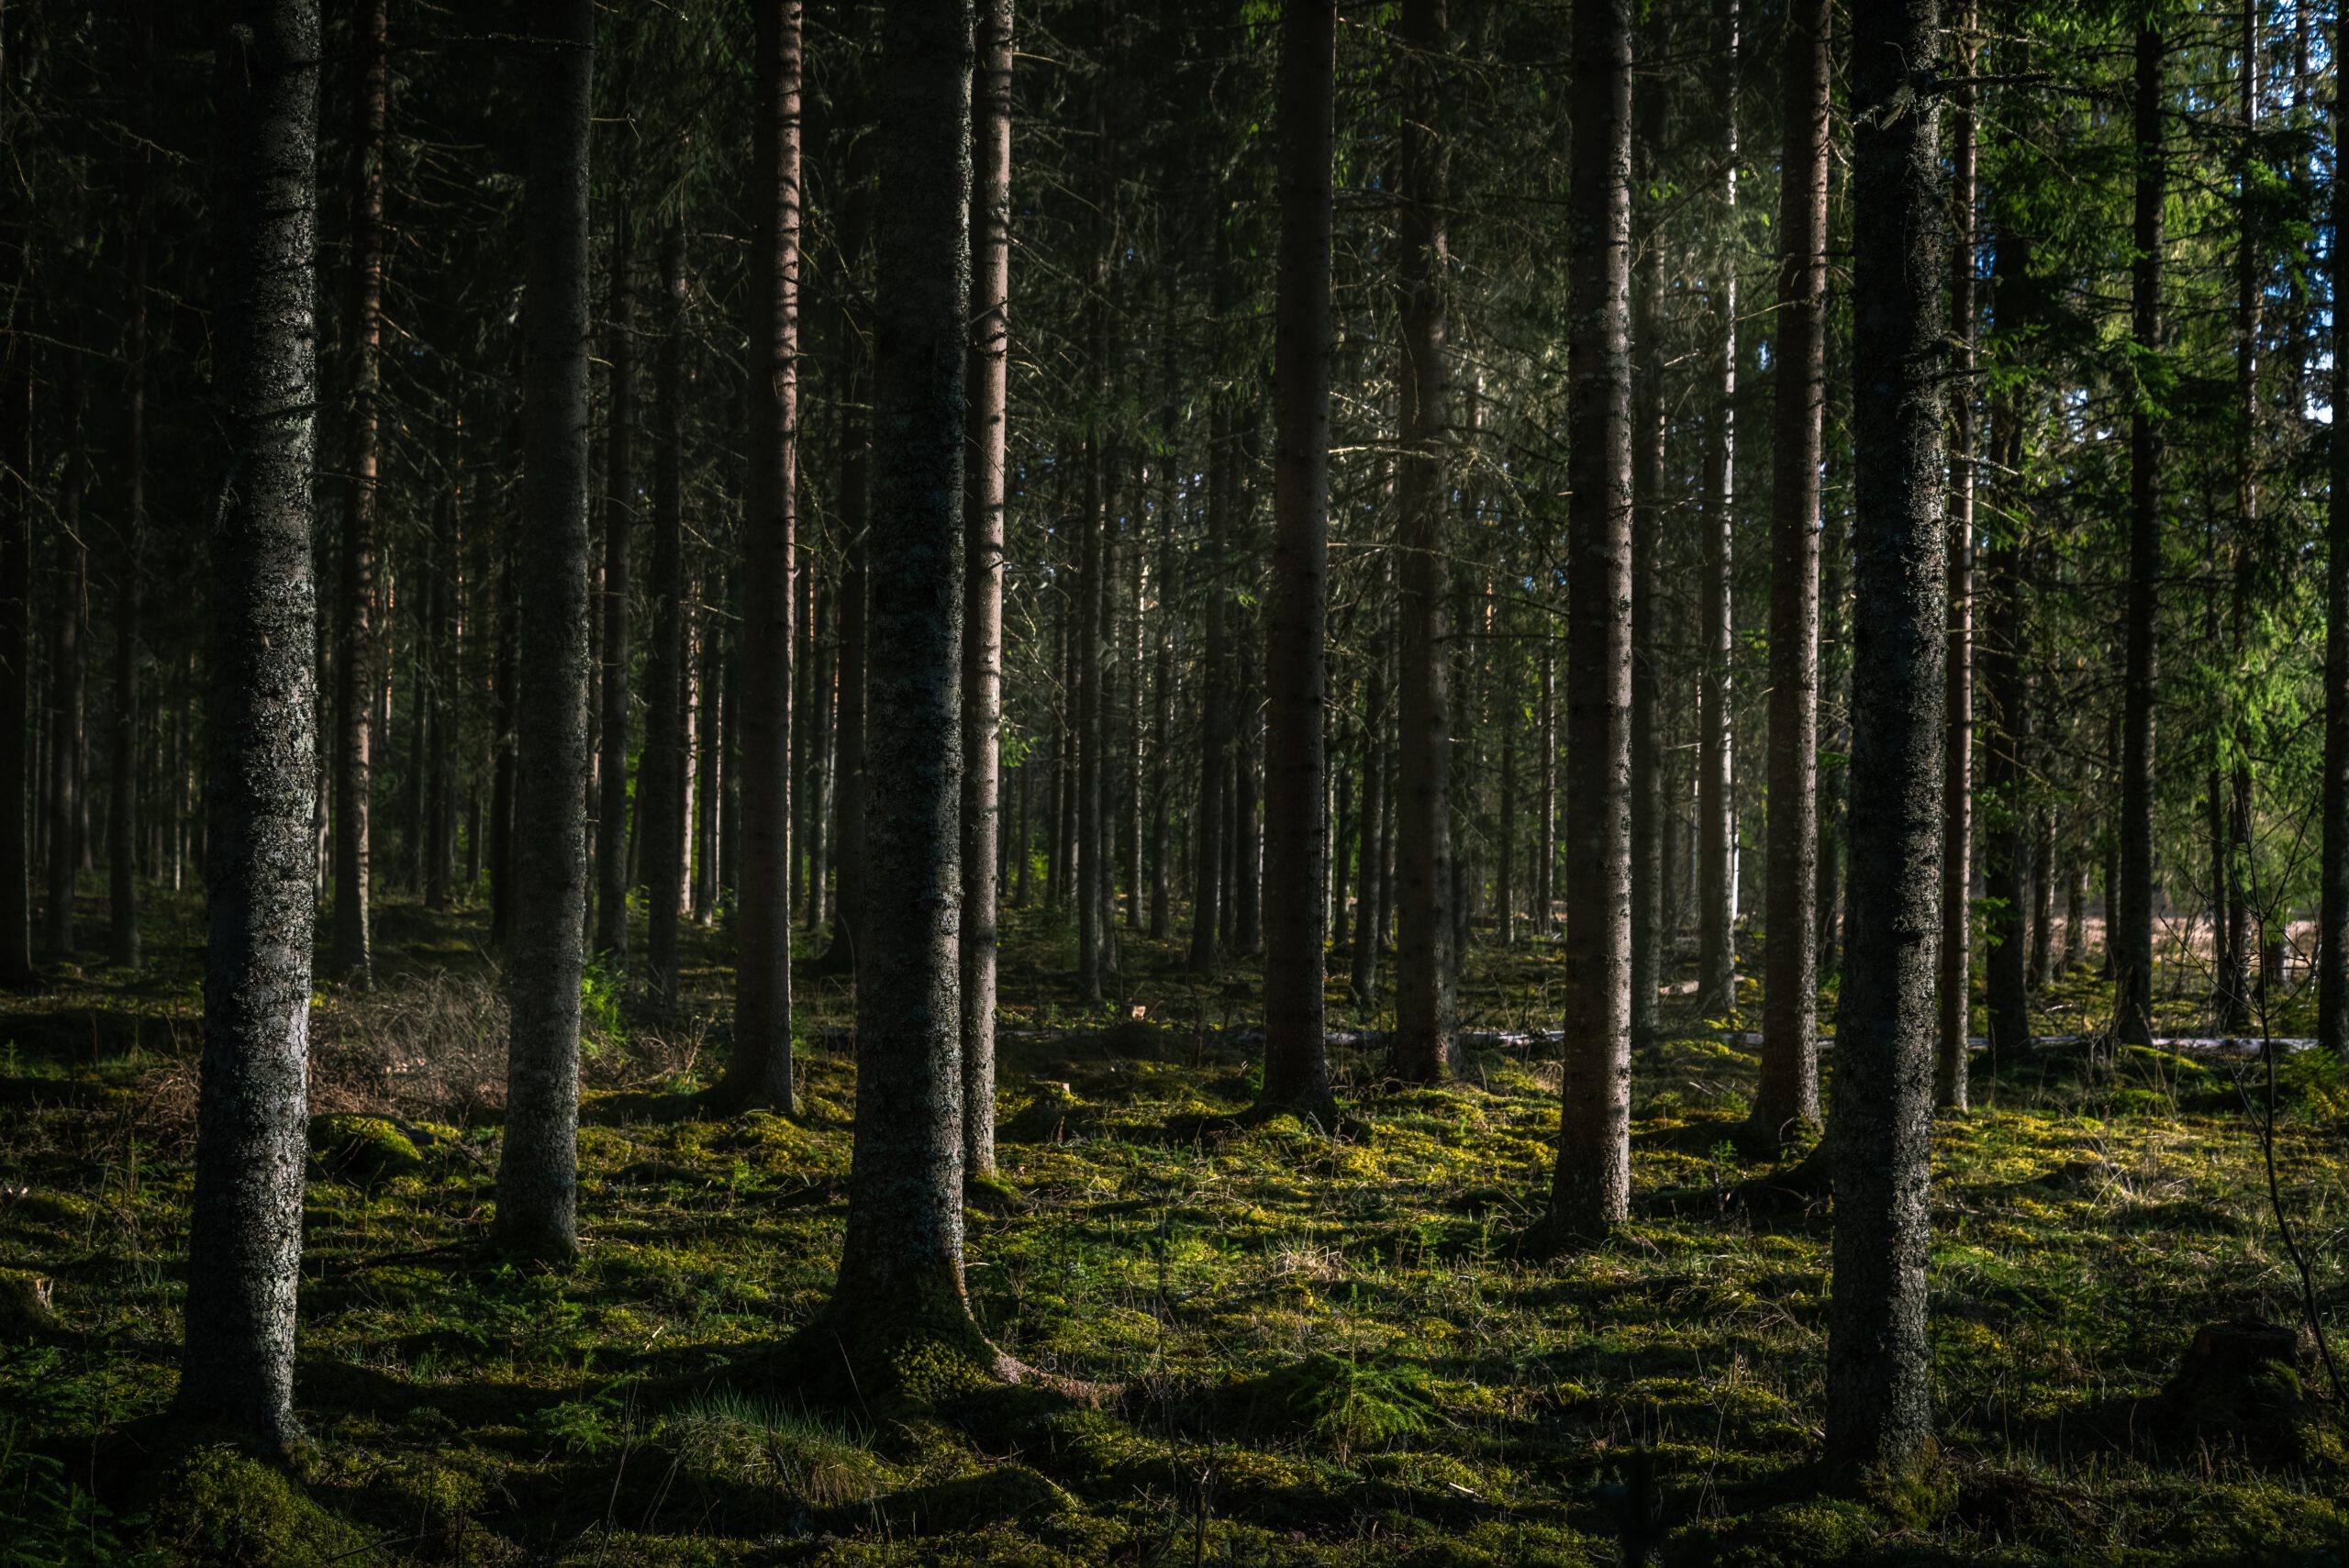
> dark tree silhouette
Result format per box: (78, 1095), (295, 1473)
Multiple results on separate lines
(494, 0), (594, 1262)
(725, 0), (804, 1112)
(1544, 0), (1634, 1244)
(1261, 0), (1337, 1124)
(1828, 0), (1945, 1476)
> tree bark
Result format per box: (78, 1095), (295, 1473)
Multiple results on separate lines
(0, 224), (28, 989)
(1392, 0), (1456, 1082)
(2116, 23), (2164, 1048)
(594, 215), (635, 962)
(1696, 2), (1741, 1019)
(45, 392), (83, 956)
(110, 78), (150, 971)
(1544, 0), (1634, 1243)
(495, 0), (595, 1262)
(1828, 0), (1944, 1476)
(1982, 218), (2032, 1066)
(640, 224), (688, 1008)
(178, 0), (321, 1452)
(1187, 216), (1235, 974)
(1753, 0), (1829, 1142)
(825, 0), (984, 1368)
(1261, 0), (1337, 1123)
(1938, 0), (1976, 1109)
(1628, 16), (1667, 1035)
(722, 0), (802, 1110)
(816, 173), (872, 974)
(2329, 0), (2349, 1053)
(960, 0), (1011, 1170)
(330, 0), (386, 990)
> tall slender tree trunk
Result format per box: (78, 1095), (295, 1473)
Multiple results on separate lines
(723, 0), (802, 1111)
(640, 225), (688, 1007)
(1938, 0), (1976, 1108)
(1187, 217), (1234, 974)
(1351, 631), (1389, 1006)
(817, 182), (872, 974)
(1628, 17), (1668, 1034)
(1753, 0), (1829, 1142)
(823, 0), (987, 1372)
(594, 216), (635, 962)
(1543, 0), (1634, 1244)
(45, 390), (83, 956)
(110, 88), (150, 971)
(2116, 24), (2164, 1048)
(495, 0), (595, 1262)
(1261, 0), (1337, 1123)
(2321, 2), (2349, 1056)
(0, 224), (28, 990)
(1696, 3), (1741, 1018)
(1828, 0), (1944, 1476)
(2220, 0), (2259, 1034)
(960, 0), (1011, 1171)
(330, 0), (386, 989)
(1982, 219), (2032, 1065)
(1392, 0), (1455, 1082)
(177, 0), (321, 1452)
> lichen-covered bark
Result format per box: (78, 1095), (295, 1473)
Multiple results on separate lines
(959, 0), (1011, 1170)
(1391, 0), (1455, 1086)
(727, 0), (803, 1112)
(1549, 0), (1634, 1241)
(1829, 0), (1944, 1476)
(495, 0), (593, 1262)
(829, 0), (975, 1348)
(177, 0), (321, 1453)
(1754, 0), (1829, 1141)
(1262, 0), (1336, 1124)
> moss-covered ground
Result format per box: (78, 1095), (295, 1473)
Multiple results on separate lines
(3, 888), (2346, 1564)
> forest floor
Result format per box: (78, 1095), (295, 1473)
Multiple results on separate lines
(3, 888), (2348, 1566)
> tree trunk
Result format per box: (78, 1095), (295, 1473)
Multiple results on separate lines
(594, 214), (635, 962)
(824, 0), (986, 1370)
(494, 0), (595, 1262)
(1627, 19), (1667, 1031)
(960, 0), (1011, 1171)
(1827, 0), (1944, 1476)
(2325, 0), (2349, 1056)
(330, 0), (386, 990)
(0, 221), (28, 989)
(1696, 2), (1741, 1019)
(1391, 0), (1456, 1082)
(1938, 0), (1976, 1109)
(640, 224), (689, 1007)
(1351, 633), (1389, 1007)
(110, 98), (150, 971)
(45, 394), (83, 956)
(1982, 218), (2031, 1064)
(1261, 0), (1337, 1122)
(818, 217), (873, 974)
(2220, 2), (2259, 1035)
(2116, 23), (2164, 1048)
(1544, 0), (1634, 1243)
(1753, 0), (1829, 1142)
(1187, 217), (1235, 974)
(177, 0), (321, 1452)
(723, 0), (801, 1111)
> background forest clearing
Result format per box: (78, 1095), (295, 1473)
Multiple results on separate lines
(4, 886), (2345, 1566)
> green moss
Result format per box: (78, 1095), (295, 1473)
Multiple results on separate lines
(1675, 1499), (1879, 1567)
(149, 1445), (372, 1568)
(306, 1115), (423, 1183)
